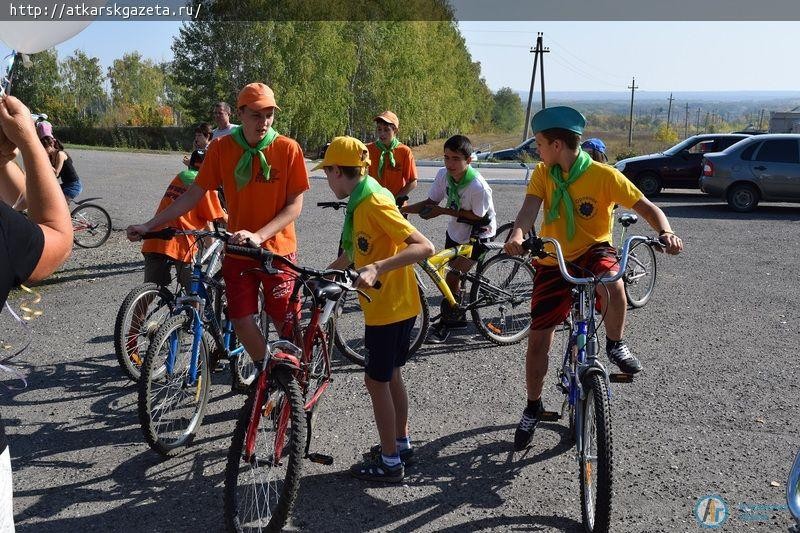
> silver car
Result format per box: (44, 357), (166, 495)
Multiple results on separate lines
(699, 134), (800, 212)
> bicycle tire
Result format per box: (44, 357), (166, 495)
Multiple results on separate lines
(333, 284), (429, 366)
(114, 283), (175, 382)
(579, 373), (613, 533)
(470, 254), (535, 345)
(305, 322), (331, 411)
(71, 202), (112, 248)
(623, 242), (657, 308)
(224, 368), (306, 532)
(138, 313), (211, 457)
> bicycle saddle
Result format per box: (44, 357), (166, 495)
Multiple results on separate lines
(304, 279), (344, 303)
(617, 213), (638, 227)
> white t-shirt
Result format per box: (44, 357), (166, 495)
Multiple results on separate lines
(428, 167), (496, 243)
(211, 124), (237, 140)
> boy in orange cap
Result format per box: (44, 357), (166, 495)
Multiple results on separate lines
(320, 136), (434, 482)
(366, 110), (418, 207)
(127, 82), (310, 372)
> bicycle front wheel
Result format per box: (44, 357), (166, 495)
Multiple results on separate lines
(470, 254), (535, 345)
(71, 203), (112, 248)
(333, 285), (429, 366)
(224, 368), (306, 532)
(623, 242), (657, 308)
(138, 313), (211, 456)
(114, 283), (175, 382)
(579, 373), (613, 533)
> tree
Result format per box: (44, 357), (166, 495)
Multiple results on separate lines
(10, 49), (61, 116)
(654, 123), (679, 144)
(107, 52), (168, 126)
(60, 49), (106, 126)
(491, 87), (523, 133)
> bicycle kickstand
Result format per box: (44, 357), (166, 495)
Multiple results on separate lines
(304, 412), (334, 465)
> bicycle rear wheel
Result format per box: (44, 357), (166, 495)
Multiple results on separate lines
(333, 284), (429, 366)
(224, 368), (306, 532)
(579, 373), (613, 533)
(470, 254), (535, 345)
(71, 202), (112, 248)
(623, 242), (657, 308)
(114, 283), (175, 382)
(138, 313), (211, 456)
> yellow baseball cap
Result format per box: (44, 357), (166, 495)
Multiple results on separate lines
(312, 136), (371, 170)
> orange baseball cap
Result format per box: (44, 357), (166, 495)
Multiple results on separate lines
(374, 110), (399, 129)
(237, 83), (280, 110)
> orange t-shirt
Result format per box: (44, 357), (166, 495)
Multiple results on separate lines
(194, 133), (310, 256)
(142, 174), (225, 262)
(366, 142), (417, 196)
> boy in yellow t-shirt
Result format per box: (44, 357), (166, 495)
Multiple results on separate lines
(504, 106), (684, 452)
(319, 136), (434, 483)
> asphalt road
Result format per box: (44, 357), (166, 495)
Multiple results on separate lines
(1, 148), (799, 532)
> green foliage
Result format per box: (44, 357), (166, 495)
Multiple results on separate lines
(60, 49), (106, 127)
(491, 87), (523, 133)
(107, 52), (167, 114)
(11, 50), (61, 115)
(614, 149), (638, 162)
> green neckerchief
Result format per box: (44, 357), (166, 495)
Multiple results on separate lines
(341, 175), (394, 261)
(177, 169), (198, 186)
(375, 138), (399, 180)
(546, 150), (592, 241)
(446, 165), (478, 211)
(231, 125), (279, 191)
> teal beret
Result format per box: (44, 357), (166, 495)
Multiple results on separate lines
(531, 106), (586, 135)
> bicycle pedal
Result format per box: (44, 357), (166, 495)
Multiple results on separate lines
(609, 373), (635, 383)
(306, 453), (334, 465)
(539, 411), (561, 421)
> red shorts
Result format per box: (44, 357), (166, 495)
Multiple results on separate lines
(222, 253), (300, 329)
(530, 243), (620, 330)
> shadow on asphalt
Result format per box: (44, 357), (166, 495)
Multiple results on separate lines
(3, 353), (241, 532)
(659, 202), (800, 221)
(292, 423), (582, 532)
(36, 260), (144, 287)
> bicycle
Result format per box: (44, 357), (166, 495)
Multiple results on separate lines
(70, 197), (112, 248)
(220, 243), (368, 532)
(316, 200), (430, 365)
(521, 231), (663, 533)
(113, 237), (224, 382)
(136, 228), (262, 456)
(616, 213), (657, 308)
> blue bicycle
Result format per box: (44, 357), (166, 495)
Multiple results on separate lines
(789, 451), (800, 532)
(522, 232), (663, 533)
(137, 228), (262, 456)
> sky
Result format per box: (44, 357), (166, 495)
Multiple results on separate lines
(1, 20), (799, 94)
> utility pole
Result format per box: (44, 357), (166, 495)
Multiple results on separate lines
(758, 108), (765, 131)
(666, 92), (675, 127)
(522, 33), (549, 141)
(684, 102), (689, 138)
(695, 107), (701, 133)
(627, 77), (638, 147)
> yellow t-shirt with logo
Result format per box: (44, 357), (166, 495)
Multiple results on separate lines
(352, 193), (421, 326)
(526, 161), (643, 266)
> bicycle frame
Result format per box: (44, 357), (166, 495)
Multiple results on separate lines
(416, 243), (475, 306)
(789, 450), (800, 528)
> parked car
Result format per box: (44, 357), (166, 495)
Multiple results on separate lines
(475, 137), (538, 161)
(699, 133), (800, 212)
(614, 133), (751, 196)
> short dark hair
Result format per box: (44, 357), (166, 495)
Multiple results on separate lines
(443, 135), (473, 159)
(213, 102), (231, 114)
(325, 165), (364, 179)
(189, 149), (206, 169)
(195, 122), (213, 140)
(539, 128), (580, 150)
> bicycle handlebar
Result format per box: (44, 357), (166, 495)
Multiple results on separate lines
(225, 244), (380, 297)
(522, 234), (663, 285)
(317, 201), (348, 210)
(141, 227), (232, 242)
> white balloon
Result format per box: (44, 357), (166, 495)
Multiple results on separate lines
(0, 21), (93, 54)
(0, 1), (106, 54)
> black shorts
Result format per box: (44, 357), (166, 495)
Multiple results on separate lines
(143, 252), (192, 289)
(444, 232), (490, 261)
(364, 316), (415, 382)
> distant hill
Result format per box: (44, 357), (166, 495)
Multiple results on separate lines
(515, 90), (800, 103)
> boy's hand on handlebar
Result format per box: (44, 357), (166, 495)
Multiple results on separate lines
(658, 233), (683, 255)
(230, 230), (261, 246)
(126, 224), (150, 242)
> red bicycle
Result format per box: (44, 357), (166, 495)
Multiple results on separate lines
(222, 244), (372, 532)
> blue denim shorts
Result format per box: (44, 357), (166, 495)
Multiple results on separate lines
(61, 181), (83, 200)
